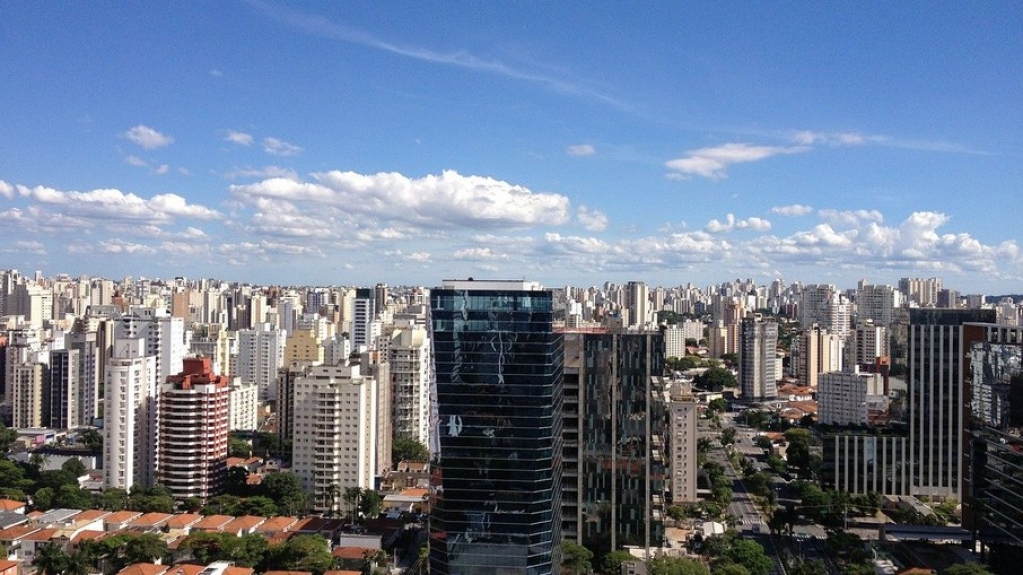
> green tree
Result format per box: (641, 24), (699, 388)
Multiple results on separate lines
(77, 429), (103, 452)
(713, 564), (751, 575)
(719, 539), (772, 575)
(561, 541), (593, 574)
(54, 484), (93, 509)
(183, 531), (235, 565)
(264, 534), (332, 575)
(392, 436), (430, 466)
(788, 560), (827, 575)
(720, 427), (737, 446)
(697, 367), (737, 391)
(359, 489), (383, 519)
(224, 466), (251, 497)
(648, 556), (709, 575)
(943, 564), (996, 575)
(344, 486), (363, 522)
(707, 398), (729, 413)
(33, 542), (70, 575)
(599, 550), (635, 574)
(230, 533), (268, 568)
(229, 435), (252, 458)
(61, 457), (87, 478)
(33, 487), (55, 510)
(95, 488), (130, 511)
(124, 532), (168, 565)
(0, 421), (17, 453)
(237, 495), (278, 517)
(259, 472), (306, 514)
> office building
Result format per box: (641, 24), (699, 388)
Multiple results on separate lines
(821, 433), (910, 496)
(963, 323), (1023, 571)
(157, 357), (231, 503)
(561, 330), (666, 551)
(429, 280), (563, 575)
(907, 308), (995, 499)
(818, 369), (886, 426)
(47, 349), (79, 429)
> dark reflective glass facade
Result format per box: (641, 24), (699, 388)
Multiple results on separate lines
(429, 285), (563, 575)
(964, 324), (1023, 572)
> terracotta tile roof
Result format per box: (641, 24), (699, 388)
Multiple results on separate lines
(71, 529), (106, 543)
(332, 547), (374, 559)
(115, 563), (167, 575)
(162, 565), (205, 575)
(224, 568), (254, 575)
(105, 511), (144, 525)
(262, 571), (312, 575)
(0, 500), (25, 512)
(0, 525), (38, 541)
(222, 515), (266, 533)
(398, 488), (428, 498)
(165, 513), (203, 530)
(73, 509), (111, 523)
(226, 457), (245, 467)
(253, 516), (299, 533)
(129, 513), (173, 528)
(0, 560), (19, 571)
(324, 571), (363, 575)
(266, 531), (296, 545)
(21, 527), (58, 542)
(191, 514), (234, 531)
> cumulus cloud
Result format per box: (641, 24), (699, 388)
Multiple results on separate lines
(577, 205), (608, 231)
(665, 143), (808, 180)
(69, 240), (157, 255)
(567, 144), (596, 156)
(770, 204), (813, 217)
(231, 169), (571, 229)
(224, 165), (299, 180)
(818, 209), (884, 227)
(0, 180), (13, 199)
(124, 125), (174, 149)
(225, 130), (254, 146)
(16, 184), (220, 222)
(453, 247), (507, 260)
(704, 213), (772, 233)
(154, 164), (170, 175)
(124, 155), (148, 167)
(262, 137), (303, 156)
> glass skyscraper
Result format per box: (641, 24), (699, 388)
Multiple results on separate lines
(429, 280), (564, 575)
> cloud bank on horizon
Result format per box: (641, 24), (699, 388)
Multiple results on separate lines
(0, 3), (1019, 291)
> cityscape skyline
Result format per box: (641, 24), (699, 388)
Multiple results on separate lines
(2, 3), (1021, 292)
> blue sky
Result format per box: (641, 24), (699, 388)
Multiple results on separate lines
(1, 2), (1021, 293)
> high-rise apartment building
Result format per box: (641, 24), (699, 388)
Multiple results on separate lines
(104, 338), (157, 490)
(793, 324), (843, 388)
(11, 362), (45, 428)
(291, 362), (379, 514)
(385, 325), (432, 447)
(668, 388), (698, 504)
(624, 281), (649, 329)
(739, 316), (778, 400)
(818, 369), (886, 426)
(907, 308), (995, 499)
(799, 284), (837, 328)
(116, 307), (186, 390)
(855, 282), (901, 328)
(236, 323), (285, 401)
(429, 280), (563, 575)
(47, 349), (79, 429)
(352, 288), (375, 350)
(899, 277), (943, 307)
(157, 357), (230, 503)
(67, 328), (101, 427)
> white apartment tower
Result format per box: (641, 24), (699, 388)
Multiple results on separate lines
(625, 281), (650, 329)
(291, 362), (379, 514)
(385, 325), (432, 446)
(739, 316), (778, 400)
(849, 320), (888, 366)
(236, 323), (285, 401)
(818, 369), (886, 426)
(799, 284), (836, 328)
(855, 283), (901, 327)
(668, 399), (698, 503)
(116, 307), (186, 389)
(11, 362), (45, 429)
(104, 338), (158, 490)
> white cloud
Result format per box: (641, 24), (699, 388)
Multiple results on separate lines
(124, 125), (174, 149)
(770, 204), (813, 217)
(704, 213), (771, 233)
(231, 169), (571, 229)
(665, 143), (808, 180)
(407, 252), (431, 262)
(818, 209), (884, 227)
(567, 144), (596, 156)
(262, 137), (303, 156)
(154, 164), (170, 175)
(0, 180), (13, 199)
(124, 155), (148, 167)
(16, 184), (220, 222)
(209, 69), (224, 77)
(224, 165), (299, 180)
(68, 240), (157, 255)
(225, 130), (254, 146)
(453, 247), (507, 260)
(792, 130), (875, 146)
(177, 167), (191, 176)
(577, 206), (608, 231)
